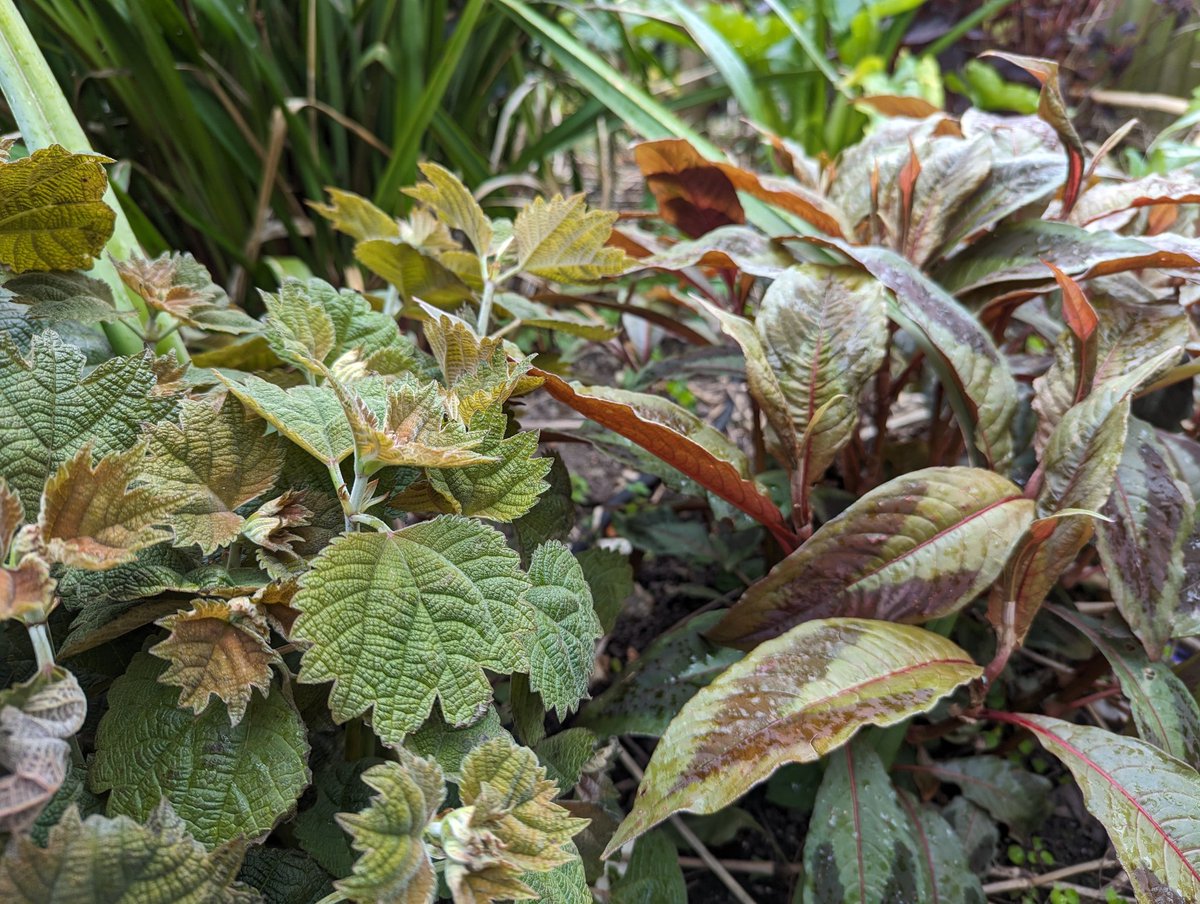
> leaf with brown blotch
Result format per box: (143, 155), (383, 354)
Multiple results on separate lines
(1069, 173), (1200, 227)
(996, 713), (1200, 902)
(603, 618), (981, 855)
(619, 224), (797, 278)
(902, 136), (992, 267)
(143, 396), (284, 554)
(709, 467), (1032, 648)
(531, 368), (800, 552)
(633, 139), (745, 238)
(150, 597), (281, 726)
(38, 440), (191, 570)
(1095, 419), (1195, 660)
(980, 52), (1085, 215)
(0, 668), (87, 833)
(809, 239), (1018, 469)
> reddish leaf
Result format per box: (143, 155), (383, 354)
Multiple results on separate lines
(1043, 261), (1097, 403)
(1070, 173), (1200, 227)
(632, 140), (744, 238)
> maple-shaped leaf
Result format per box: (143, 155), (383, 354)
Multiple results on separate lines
(356, 239), (476, 306)
(90, 652), (310, 848)
(512, 194), (628, 282)
(240, 490), (313, 555)
(431, 738), (588, 903)
(37, 440), (188, 570)
(149, 597), (281, 725)
(403, 161), (493, 256)
(292, 517), (535, 743)
(117, 253), (258, 334)
(0, 330), (178, 511)
(5, 270), (125, 325)
(0, 145), (115, 273)
(335, 754), (444, 904)
(310, 188), (401, 242)
(0, 668), (87, 833)
(425, 315), (538, 425)
(522, 542), (601, 718)
(0, 802), (260, 903)
(144, 397), (284, 554)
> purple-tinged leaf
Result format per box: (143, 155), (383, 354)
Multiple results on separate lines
(1069, 173), (1200, 227)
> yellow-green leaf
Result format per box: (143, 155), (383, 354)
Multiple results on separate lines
(403, 162), (492, 256)
(513, 194), (628, 282)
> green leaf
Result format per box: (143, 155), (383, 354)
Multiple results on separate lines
(942, 797), (998, 876)
(535, 728), (599, 791)
(603, 618), (981, 853)
(144, 397), (283, 554)
(800, 741), (927, 904)
(402, 162), (492, 256)
(577, 547), (633, 633)
(1007, 713), (1200, 903)
(406, 705), (512, 781)
(4, 270), (124, 324)
(917, 756), (1052, 838)
(0, 803), (260, 903)
(578, 610), (741, 738)
(309, 188), (399, 242)
(118, 253), (258, 335)
(335, 756), (443, 904)
(89, 652), (310, 848)
(512, 452), (574, 564)
(425, 315), (536, 426)
(355, 238), (475, 305)
(609, 830), (686, 904)
(29, 762), (102, 847)
(812, 240), (1017, 468)
(0, 330), (177, 510)
(897, 790), (986, 904)
(493, 292), (618, 340)
(522, 541), (601, 717)
(521, 842), (591, 904)
(292, 518), (534, 743)
(0, 144), (115, 273)
(294, 758), (383, 879)
(512, 194), (628, 282)
(711, 467), (1032, 648)
(902, 137), (993, 267)
(238, 847), (332, 904)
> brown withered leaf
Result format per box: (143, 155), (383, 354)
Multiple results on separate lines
(633, 139), (745, 238)
(38, 440), (190, 570)
(240, 491), (313, 555)
(150, 597), (280, 725)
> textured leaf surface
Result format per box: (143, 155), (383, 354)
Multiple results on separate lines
(604, 618), (981, 853)
(238, 847), (331, 904)
(897, 791), (986, 904)
(90, 653), (309, 848)
(513, 194), (627, 281)
(0, 330), (176, 509)
(403, 162), (492, 255)
(711, 467), (1031, 647)
(39, 440), (188, 570)
(1009, 713), (1200, 903)
(609, 830), (687, 904)
(335, 756), (443, 904)
(0, 145), (115, 273)
(294, 758), (382, 878)
(0, 553), (55, 625)
(522, 542), (601, 717)
(0, 669), (87, 833)
(577, 547), (633, 633)
(150, 598), (280, 726)
(813, 240), (1017, 468)
(118, 254), (257, 335)
(293, 519), (534, 742)
(406, 706), (511, 781)
(916, 756), (1051, 838)
(5, 271), (122, 324)
(801, 742), (926, 904)
(0, 803), (259, 903)
(521, 843), (591, 904)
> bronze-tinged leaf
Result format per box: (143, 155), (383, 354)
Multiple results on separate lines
(621, 224), (797, 278)
(998, 713), (1200, 902)
(714, 163), (849, 239)
(355, 238), (475, 305)
(531, 368), (799, 552)
(633, 139), (745, 238)
(1069, 173), (1200, 227)
(810, 239), (1017, 468)
(0, 145), (116, 273)
(0, 553), (55, 626)
(38, 440), (190, 570)
(603, 619), (981, 854)
(310, 187), (400, 242)
(0, 478), (23, 561)
(980, 52), (1084, 215)
(149, 598), (281, 726)
(902, 136), (992, 267)
(1045, 262), (1098, 406)
(117, 253), (257, 335)
(0, 668), (87, 833)
(710, 467), (1032, 649)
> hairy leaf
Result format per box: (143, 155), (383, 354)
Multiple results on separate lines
(0, 553), (55, 625)
(711, 467), (1031, 648)
(335, 756), (443, 904)
(0, 330), (177, 509)
(118, 254), (258, 335)
(39, 440), (189, 570)
(512, 453), (574, 563)
(0, 803), (259, 903)
(513, 194), (627, 282)
(403, 162), (492, 255)
(1007, 713), (1200, 902)
(90, 653), (309, 848)
(293, 518), (534, 742)
(238, 847), (332, 904)
(521, 843), (591, 904)
(406, 706), (511, 781)
(4, 270), (123, 325)
(0, 477), (21, 560)
(604, 618), (981, 853)
(294, 758), (383, 878)
(310, 188), (399, 242)
(0, 145), (115, 273)
(144, 397), (283, 553)
(577, 547), (633, 633)
(426, 316), (536, 425)
(355, 238), (475, 305)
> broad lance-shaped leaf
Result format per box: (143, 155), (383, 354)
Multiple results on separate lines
(896, 790), (986, 904)
(335, 755), (443, 904)
(89, 652), (310, 848)
(810, 239), (1017, 469)
(902, 136), (992, 267)
(711, 467), (1032, 648)
(603, 618), (982, 854)
(39, 440), (190, 570)
(1001, 713), (1200, 903)
(522, 542), (602, 718)
(1095, 419), (1195, 659)
(0, 330), (177, 510)
(907, 756), (1051, 838)
(0, 802), (259, 903)
(0, 145), (115, 273)
(609, 830), (687, 904)
(144, 397), (283, 554)
(150, 598), (281, 726)
(801, 741), (928, 904)
(512, 194), (628, 282)
(0, 668), (87, 833)
(532, 368), (800, 552)
(292, 518), (535, 743)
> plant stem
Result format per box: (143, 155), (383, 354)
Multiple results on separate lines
(477, 277), (496, 335)
(27, 621), (56, 671)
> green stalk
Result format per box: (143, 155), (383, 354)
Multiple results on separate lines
(923, 0), (1018, 60)
(0, 0), (189, 361)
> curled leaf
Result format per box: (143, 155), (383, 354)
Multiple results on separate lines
(117, 253), (257, 334)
